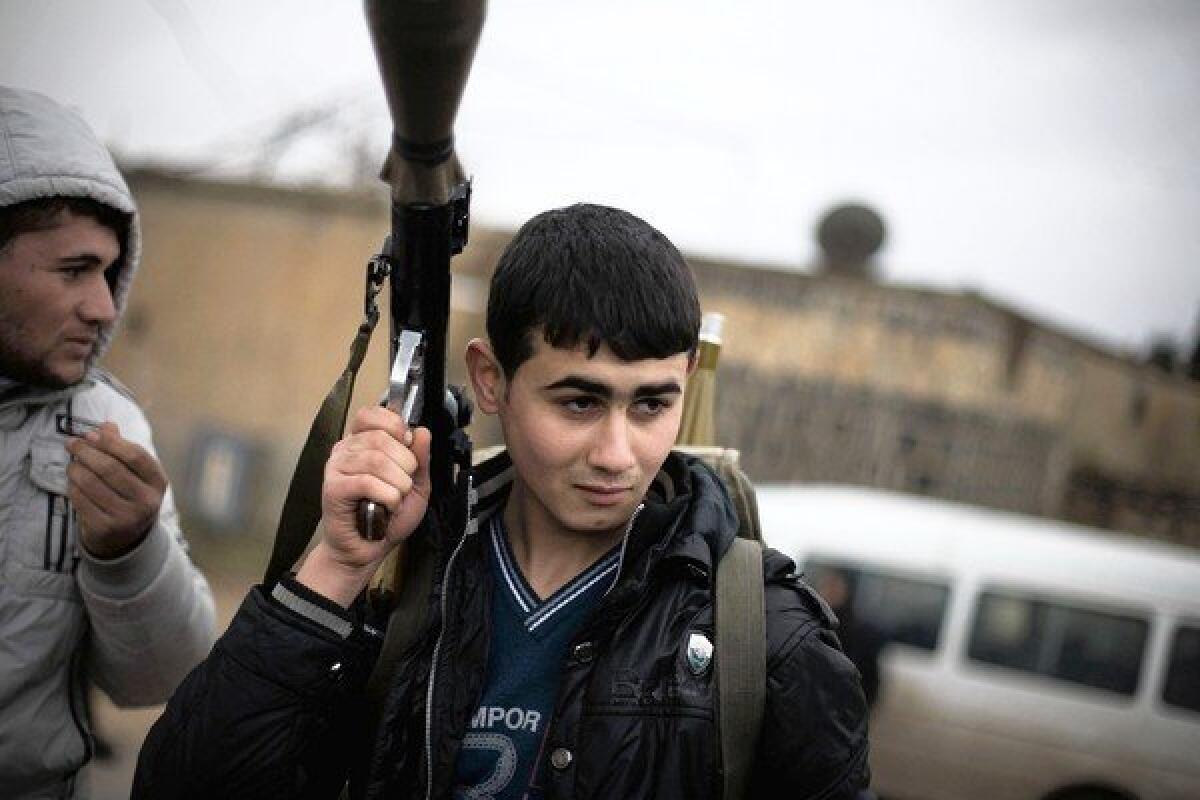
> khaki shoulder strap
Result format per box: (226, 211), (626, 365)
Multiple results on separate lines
(681, 447), (767, 798)
(716, 535), (766, 800)
(673, 446), (762, 542)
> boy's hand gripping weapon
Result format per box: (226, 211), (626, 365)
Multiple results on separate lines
(357, 329), (424, 540)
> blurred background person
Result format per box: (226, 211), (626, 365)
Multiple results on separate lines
(812, 565), (887, 710)
(0, 86), (216, 800)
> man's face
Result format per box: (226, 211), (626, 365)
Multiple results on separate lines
(478, 335), (692, 542)
(0, 211), (119, 388)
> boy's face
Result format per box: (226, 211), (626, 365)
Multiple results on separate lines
(0, 210), (119, 388)
(470, 334), (692, 542)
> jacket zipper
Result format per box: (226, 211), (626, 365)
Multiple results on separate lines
(605, 504), (642, 596)
(424, 475), (476, 800)
(66, 647), (95, 767)
(56, 497), (70, 572)
(41, 494), (72, 573)
(59, 398), (74, 573)
(44, 494), (55, 570)
(423, 531), (466, 800)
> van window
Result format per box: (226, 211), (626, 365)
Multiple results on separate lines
(968, 591), (1148, 696)
(805, 559), (950, 651)
(1163, 625), (1200, 714)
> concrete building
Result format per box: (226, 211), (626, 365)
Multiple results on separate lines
(689, 259), (1200, 545)
(103, 169), (1200, 546)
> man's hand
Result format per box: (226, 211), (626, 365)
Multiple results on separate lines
(296, 405), (432, 607)
(65, 422), (167, 560)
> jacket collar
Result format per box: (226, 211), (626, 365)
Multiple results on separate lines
(0, 373), (91, 431)
(470, 448), (738, 589)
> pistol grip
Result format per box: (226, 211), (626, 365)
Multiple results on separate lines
(357, 499), (389, 541)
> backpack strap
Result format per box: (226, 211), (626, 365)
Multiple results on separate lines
(673, 446), (768, 796)
(672, 446), (762, 542)
(715, 536), (766, 800)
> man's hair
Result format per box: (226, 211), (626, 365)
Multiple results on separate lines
(0, 196), (130, 265)
(486, 203), (702, 377)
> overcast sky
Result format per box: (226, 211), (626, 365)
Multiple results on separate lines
(2, 0), (1198, 355)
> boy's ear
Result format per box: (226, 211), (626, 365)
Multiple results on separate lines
(465, 338), (505, 414)
(686, 351), (699, 377)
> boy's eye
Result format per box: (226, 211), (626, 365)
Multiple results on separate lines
(562, 396), (599, 414)
(635, 396), (671, 415)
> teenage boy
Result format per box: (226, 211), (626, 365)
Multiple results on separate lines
(0, 86), (216, 798)
(135, 204), (870, 799)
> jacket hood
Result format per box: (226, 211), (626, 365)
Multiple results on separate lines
(0, 85), (140, 365)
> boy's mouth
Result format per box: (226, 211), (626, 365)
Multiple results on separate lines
(575, 484), (632, 506)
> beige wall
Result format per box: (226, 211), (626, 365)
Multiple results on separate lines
(103, 170), (1200, 544)
(688, 261), (1199, 540)
(1064, 349), (1200, 485)
(709, 281), (1075, 427)
(105, 172), (496, 533)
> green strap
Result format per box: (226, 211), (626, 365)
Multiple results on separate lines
(672, 446), (762, 542)
(263, 320), (376, 586)
(716, 536), (766, 800)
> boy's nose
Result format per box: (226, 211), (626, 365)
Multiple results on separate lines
(589, 413), (637, 474)
(79, 274), (117, 325)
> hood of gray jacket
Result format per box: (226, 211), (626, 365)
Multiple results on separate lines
(0, 85), (141, 366)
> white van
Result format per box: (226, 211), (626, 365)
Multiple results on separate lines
(759, 484), (1200, 800)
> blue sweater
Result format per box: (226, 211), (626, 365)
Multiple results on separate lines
(453, 515), (621, 799)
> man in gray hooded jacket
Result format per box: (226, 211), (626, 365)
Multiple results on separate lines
(0, 86), (217, 799)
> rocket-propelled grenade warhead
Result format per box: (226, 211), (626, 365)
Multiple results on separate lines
(365, 0), (486, 205)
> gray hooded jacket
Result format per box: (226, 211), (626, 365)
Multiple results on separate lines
(0, 86), (217, 799)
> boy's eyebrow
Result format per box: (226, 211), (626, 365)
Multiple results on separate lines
(632, 381), (683, 398)
(544, 376), (683, 398)
(544, 377), (612, 398)
(55, 254), (106, 267)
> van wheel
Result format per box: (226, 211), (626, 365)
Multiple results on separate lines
(1044, 787), (1137, 800)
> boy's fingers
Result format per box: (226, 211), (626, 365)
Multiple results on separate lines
(82, 424), (166, 490)
(332, 449), (415, 496)
(340, 429), (418, 475)
(329, 472), (403, 516)
(67, 459), (122, 518)
(68, 485), (115, 533)
(347, 405), (408, 441)
(408, 427), (433, 498)
(68, 440), (140, 502)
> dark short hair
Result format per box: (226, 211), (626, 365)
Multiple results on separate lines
(486, 203), (701, 377)
(0, 196), (130, 265)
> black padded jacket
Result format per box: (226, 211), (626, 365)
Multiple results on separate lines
(133, 451), (870, 799)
